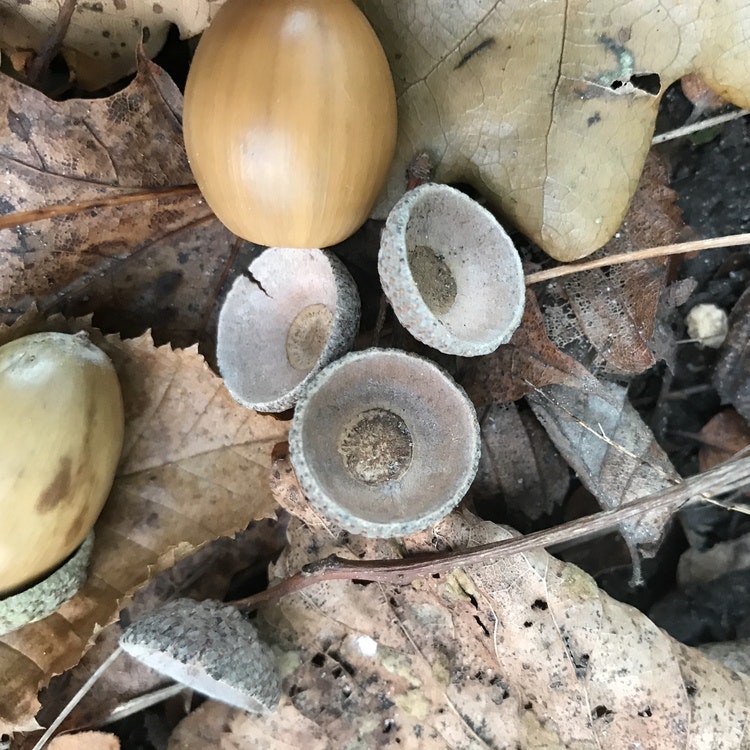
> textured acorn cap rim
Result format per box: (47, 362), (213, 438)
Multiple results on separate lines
(0, 530), (93, 636)
(289, 348), (481, 538)
(378, 182), (525, 356)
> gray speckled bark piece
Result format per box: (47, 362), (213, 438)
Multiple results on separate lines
(0, 531), (93, 635)
(120, 598), (280, 713)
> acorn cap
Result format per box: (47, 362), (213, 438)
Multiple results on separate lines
(120, 598), (281, 713)
(379, 183), (525, 356)
(217, 247), (360, 412)
(289, 348), (481, 537)
(0, 531), (93, 636)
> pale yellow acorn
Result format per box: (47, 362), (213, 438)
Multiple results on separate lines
(0, 331), (124, 595)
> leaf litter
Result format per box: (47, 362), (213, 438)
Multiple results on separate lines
(1, 1), (750, 746)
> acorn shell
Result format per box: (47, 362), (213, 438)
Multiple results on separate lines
(0, 332), (124, 595)
(183, 0), (398, 248)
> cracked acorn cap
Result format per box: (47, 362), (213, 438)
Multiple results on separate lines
(217, 247), (360, 413)
(0, 331), (124, 597)
(289, 348), (481, 537)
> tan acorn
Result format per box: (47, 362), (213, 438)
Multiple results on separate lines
(0, 331), (124, 597)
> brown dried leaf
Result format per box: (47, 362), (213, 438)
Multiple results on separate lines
(528, 379), (680, 581)
(0, 320), (288, 734)
(462, 290), (598, 405)
(0, 57), (233, 349)
(472, 402), (569, 530)
(698, 409), (750, 473)
(364, 0), (750, 260)
(541, 153), (684, 376)
(171, 513), (750, 748)
(715, 287), (750, 422)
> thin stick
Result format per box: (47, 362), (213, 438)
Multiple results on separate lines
(231, 454), (750, 611)
(32, 647), (123, 750)
(524, 233), (750, 285)
(652, 109), (750, 145)
(0, 185), (201, 232)
(99, 684), (187, 727)
(26, 0), (78, 85)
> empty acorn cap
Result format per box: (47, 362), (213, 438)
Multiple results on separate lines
(379, 183), (525, 356)
(217, 247), (360, 412)
(289, 348), (481, 537)
(0, 530), (93, 636)
(120, 598), (281, 713)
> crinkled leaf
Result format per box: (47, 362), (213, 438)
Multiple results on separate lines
(170, 513), (750, 748)
(528, 379), (679, 581)
(540, 153), (684, 376)
(462, 291), (598, 405)
(0, 56), (233, 349)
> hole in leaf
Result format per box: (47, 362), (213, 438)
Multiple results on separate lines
(609, 73), (661, 95)
(531, 599), (548, 611)
(311, 652), (326, 668)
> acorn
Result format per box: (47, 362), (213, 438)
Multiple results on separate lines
(0, 331), (124, 630)
(183, 0), (398, 248)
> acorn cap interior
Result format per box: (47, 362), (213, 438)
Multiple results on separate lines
(289, 349), (481, 537)
(379, 183), (525, 356)
(217, 247), (360, 412)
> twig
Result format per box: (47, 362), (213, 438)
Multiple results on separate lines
(651, 108), (750, 145)
(0, 185), (201, 232)
(26, 0), (78, 86)
(230, 454), (750, 611)
(524, 233), (750, 285)
(99, 684), (187, 727)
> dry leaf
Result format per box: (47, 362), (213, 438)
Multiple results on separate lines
(361, 0), (750, 260)
(715, 287), (750, 423)
(528, 379), (680, 581)
(0, 319), (288, 734)
(0, 0), (220, 90)
(462, 290), (598, 405)
(0, 56), (233, 349)
(170, 513), (750, 748)
(541, 153), (684, 376)
(698, 409), (750, 473)
(472, 402), (569, 530)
